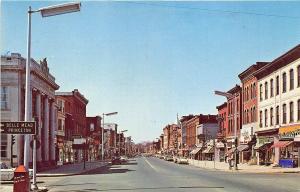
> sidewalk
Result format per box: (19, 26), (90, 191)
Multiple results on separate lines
(37, 160), (108, 177)
(188, 159), (300, 173)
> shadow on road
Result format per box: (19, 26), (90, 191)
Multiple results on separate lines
(64, 186), (224, 192)
(82, 165), (135, 175)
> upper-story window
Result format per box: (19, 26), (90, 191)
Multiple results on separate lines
(290, 69), (294, 90)
(1, 87), (8, 110)
(260, 84), (263, 101)
(259, 110), (263, 128)
(298, 99), (300, 121)
(270, 79), (274, 97)
(276, 106), (280, 125)
(1, 134), (7, 158)
(265, 82), (268, 99)
(253, 107), (256, 122)
(297, 65), (300, 87)
(282, 72), (287, 93)
(270, 107), (274, 126)
(264, 109), (268, 127)
(90, 123), (95, 131)
(276, 76), (280, 95)
(282, 104), (287, 124)
(290, 102), (294, 123)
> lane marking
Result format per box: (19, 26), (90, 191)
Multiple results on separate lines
(143, 157), (159, 172)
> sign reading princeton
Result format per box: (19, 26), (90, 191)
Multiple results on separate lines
(0, 121), (36, 134)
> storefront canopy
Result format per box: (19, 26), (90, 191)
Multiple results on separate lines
(190, 147), (202, 155)
(271, 141), (293, 148)
(254, 142), (273, 151)
(226, 148), (236, 155)
(237, 145), (249, 152)
(203, 146), (214, 154)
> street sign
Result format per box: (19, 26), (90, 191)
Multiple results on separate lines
(0, 121), (36, 134)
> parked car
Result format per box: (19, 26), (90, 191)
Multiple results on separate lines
(112, 156), (122, 165)
(165, 156), (173, 161)
(173, 156), (179, 163)
(120, 156), (128, 163)
(177, 157), (189, 164)
(1, 162), (33, 181)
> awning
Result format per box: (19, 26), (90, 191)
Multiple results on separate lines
(203, 146), (214, 154)
(237, 145), (249, 152)
(226, 148), (236, 155)
(254, 142), (273, 150)
(190, 147), (202, 155)
(271, 141), (293, 148)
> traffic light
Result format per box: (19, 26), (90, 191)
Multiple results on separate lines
(11, 135), (16, 145)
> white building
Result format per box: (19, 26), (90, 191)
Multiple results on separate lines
(1, 53), (59, 168)
(254, 45), (300, 166)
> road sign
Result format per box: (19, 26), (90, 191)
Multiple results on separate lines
(0, 121), (36, 134)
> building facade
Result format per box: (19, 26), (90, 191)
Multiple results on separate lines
(86, 116), (102, 161)
(254, 45), (300, 166)
(56, 89), (88, 163)
(1, 53), (59, 168)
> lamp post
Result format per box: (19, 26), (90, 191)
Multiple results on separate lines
(102, 112), (118, 161)
(119, 130), (128, 156)
(214, 90), (238, 170)
(24, 2), (81, 190)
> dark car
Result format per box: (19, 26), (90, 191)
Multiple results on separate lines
(112, 156), (122, 165)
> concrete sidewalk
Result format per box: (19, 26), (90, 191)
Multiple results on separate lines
(37, 160), (108, 177)
(188, 159), (300, 173)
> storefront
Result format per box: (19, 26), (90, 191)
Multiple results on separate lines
(276, 125), (300, 168)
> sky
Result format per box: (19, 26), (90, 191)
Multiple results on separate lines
(1, 1), (300, 143)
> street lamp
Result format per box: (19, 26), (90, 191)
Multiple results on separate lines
(214, 90), (238, 170)
(119, 130), (127, 156)
(24, 2), (81, 190)
(102, 112), (118, 161)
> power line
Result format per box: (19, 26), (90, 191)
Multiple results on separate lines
(125, 2), (300, 20)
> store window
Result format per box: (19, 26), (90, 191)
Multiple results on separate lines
(282, 72), (287, 93)
(289, 102), (294, 123)
(283, 104), (287, 124)
(1, 87), (8, 110)
(290, 69), (294, 90)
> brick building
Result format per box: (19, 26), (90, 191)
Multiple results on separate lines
(55, 89), (88, 163)
(86, 116), (102, 160)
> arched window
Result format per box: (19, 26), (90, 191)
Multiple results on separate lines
(283, 104), (287, 124)
(298, 99), (300, 121)
(290, 69), (294, 90)
(276, 76), (280, 95)
(290, 102), (294, 123)
(297, 65), (300, 87)
(265, 82), (268, 99)
(270, 79), (274, 97)
(264, 109), (268, 127)
(276, 106), (279, 125)
(270, 107), (274, 126)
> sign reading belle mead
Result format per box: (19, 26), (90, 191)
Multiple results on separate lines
(0, 121), (36, 134)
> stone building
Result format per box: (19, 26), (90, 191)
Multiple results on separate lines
(1, 53), (59, 168)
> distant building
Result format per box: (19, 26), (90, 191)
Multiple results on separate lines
(86, 116), (102, 161)
(1, 53), (59, 168)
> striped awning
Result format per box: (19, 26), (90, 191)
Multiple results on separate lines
(190, 147), (202, 155)
(271, 141), (293, 148)
(237, 145), (249, 152)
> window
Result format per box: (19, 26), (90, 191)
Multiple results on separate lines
(270, 79), (274, 97)
(265, 82), (268, 99)
(276, 106), (279, 125)
(259, 110), (263, 128)
(253, 83), (256, 98)
(264, 109), (268, 127)
(298, 65), (300, 87)
(276, 76), (280, 95)
(283, 104), (287, 124)
(58, 119), (62, 130)
(1, 134), (7, 158)
(1, 87), (8, 110)
(290, 69), (294, 90)
(260, 84), (263, 101)
(253, 107), (256, 122)
(90, 123), (95, 131)
(270, 107), (274, 126)
(282, 72), (287, 93)
(298, 100), (300, 121)
(290, 102), (294, 123)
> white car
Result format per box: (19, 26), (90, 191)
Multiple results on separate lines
(1, 162), (33, 181)
(177, 157), (189, 164)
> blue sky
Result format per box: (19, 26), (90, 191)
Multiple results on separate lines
(2, 1), (300, 143)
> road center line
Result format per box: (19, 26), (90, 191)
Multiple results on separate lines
(143, 157), (158, 172)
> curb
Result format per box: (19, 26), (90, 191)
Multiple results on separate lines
(36, 163), (108, 177)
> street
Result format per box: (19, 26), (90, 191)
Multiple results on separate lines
(41, 157), (300, 192)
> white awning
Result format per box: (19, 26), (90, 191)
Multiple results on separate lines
(190, 147), (202, 155)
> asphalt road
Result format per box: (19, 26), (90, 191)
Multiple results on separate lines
(44, 157), (300, 192)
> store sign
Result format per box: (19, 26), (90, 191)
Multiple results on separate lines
(240, 127), (253, 144)
(0, 121), (36, 134)
(279, 125), (300, 139)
